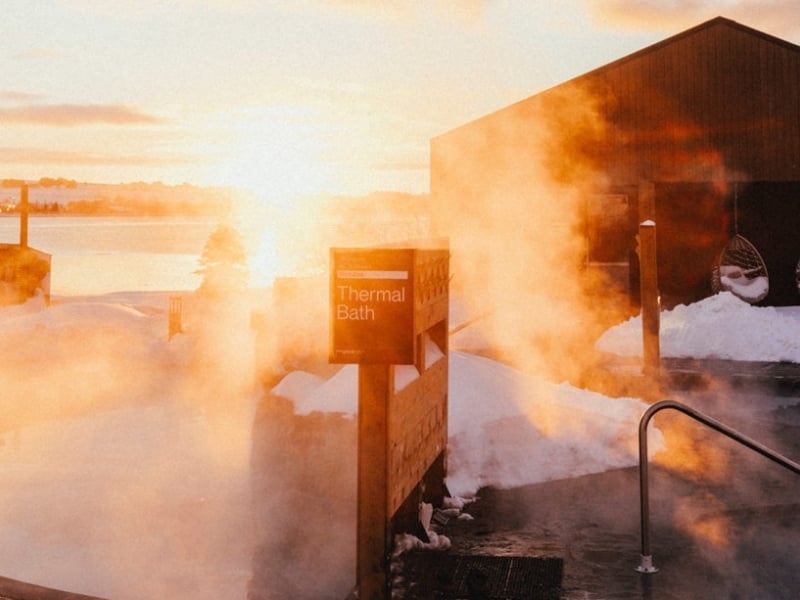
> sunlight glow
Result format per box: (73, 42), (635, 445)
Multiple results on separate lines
(206, 108), (335, 202)
(248, 226), (281, 288)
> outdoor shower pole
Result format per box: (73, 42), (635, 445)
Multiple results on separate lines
(637, 399), (800, 574)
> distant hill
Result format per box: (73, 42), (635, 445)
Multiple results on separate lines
(0, 179), (233, 216)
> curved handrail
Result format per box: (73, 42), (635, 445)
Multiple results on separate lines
(636, 399), (800, 574)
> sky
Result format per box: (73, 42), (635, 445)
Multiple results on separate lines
(2, 0), (800, 200)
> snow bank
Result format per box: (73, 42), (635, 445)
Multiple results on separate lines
(280, 349), (655, 498)
(596, 291), (800, 362)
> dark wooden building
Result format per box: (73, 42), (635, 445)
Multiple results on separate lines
(431, 17), (800, 310)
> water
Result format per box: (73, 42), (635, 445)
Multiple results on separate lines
(444, 386), (800, 599)
(0, 215), (219, 295)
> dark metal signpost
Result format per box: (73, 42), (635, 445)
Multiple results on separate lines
(331, 245), (449, 600)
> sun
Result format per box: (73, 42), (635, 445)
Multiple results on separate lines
(194, 106), (341, 287)
(247, 225), (282, 288)
(207, 107), (336, 202)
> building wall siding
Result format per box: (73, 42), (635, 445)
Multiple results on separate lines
(430, 18), (800, 308)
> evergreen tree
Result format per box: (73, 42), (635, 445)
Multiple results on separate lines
(196, 223), (248, 296)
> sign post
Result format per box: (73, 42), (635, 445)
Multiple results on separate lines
(331, 245), (449, 600)
(356, 362), (391, 600)
(330, 248), (415, 364)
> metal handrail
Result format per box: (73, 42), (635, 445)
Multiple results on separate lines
(636, 399), (800, 574)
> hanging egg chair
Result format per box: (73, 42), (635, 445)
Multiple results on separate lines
(711, 233), (769, 303)
(796, 257), (800, 295)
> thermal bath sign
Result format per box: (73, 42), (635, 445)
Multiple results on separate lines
(330, 248), (415, 364)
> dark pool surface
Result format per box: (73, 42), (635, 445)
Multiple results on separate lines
(436, 390), (800, 599)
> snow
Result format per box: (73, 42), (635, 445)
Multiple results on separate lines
(283, 290), (800, 501)
(0, 287), (798, 598)
(596, 291), (800, 362)
(282, 348), (654, 498)
(718, 267), (769, 303)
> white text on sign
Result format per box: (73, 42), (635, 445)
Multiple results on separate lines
(335, 284), (407, 321)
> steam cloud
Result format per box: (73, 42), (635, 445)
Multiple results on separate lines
(0, 291), (258, 599)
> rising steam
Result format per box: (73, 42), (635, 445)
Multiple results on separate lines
(0, 251), (259, 599)
(430, 80), (625, 387)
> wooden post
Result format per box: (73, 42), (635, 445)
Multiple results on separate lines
(639, 220), (660, 379)
(638, 180), (656, 222)
(357, 364), (392, 600)
(20, 183), (29, 248)
(168, 295), (182, 340)
(331, 245), (449, 599)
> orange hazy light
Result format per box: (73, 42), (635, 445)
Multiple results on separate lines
(652, 417), (731, 484)
(675, 492), (732, 549)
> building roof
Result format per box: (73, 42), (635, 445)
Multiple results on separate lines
(435, 16), (800, 140)
(576, 16), (800, 84)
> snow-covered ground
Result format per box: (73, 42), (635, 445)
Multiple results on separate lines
(278, 349), (653, 499)
(596, 291), (800, 362)
(0, 289), (797, 598)
(279, 291), (800, 498)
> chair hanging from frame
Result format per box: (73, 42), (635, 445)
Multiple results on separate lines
(796, 257), (800, 295)
(710, 186), (769, 304)
(711, 234), (769, 302)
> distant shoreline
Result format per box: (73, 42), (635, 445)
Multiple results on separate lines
(0, 212), (223, 219)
